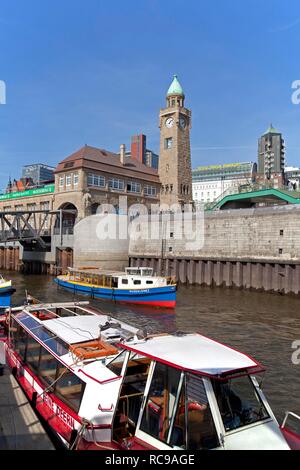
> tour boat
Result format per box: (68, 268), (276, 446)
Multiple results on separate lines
(54, 267), (177, 308)
(1, 300), (299, 450)
(0, 275), (15, 308)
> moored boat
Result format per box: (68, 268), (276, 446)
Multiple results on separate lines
(54, 267), (177, 308)
(1, 300), (299, 450)
(0, 275), (15, 308)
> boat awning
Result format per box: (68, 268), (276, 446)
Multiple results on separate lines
(119, 334), (265, 378)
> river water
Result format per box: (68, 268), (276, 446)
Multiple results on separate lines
(4, 270), (300, 423)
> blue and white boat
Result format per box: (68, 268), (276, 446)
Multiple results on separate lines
(54, 266), (177, 308)
(0, 275), (15, 308)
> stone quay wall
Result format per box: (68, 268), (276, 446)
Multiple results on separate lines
(129, 205), (300, 295)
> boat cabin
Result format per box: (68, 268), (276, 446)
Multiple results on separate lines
(65, 267), (175, 290)
(109, 334), (290, 450)
(4, 304), (292, 450)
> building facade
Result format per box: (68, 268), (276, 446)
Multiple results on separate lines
(192, 162), (257, 204)
(284, 166), (300, 190)
(258, 125), (285, 179)
(53, 144), (160, 221)
(158, 75), (193, 207)
(22, 164), (55, 185)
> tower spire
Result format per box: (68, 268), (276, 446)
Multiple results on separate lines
(167, 74), (184, 97)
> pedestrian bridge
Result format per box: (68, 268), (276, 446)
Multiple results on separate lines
(0, 209), (76, 249)
(208, 188), (300, 211)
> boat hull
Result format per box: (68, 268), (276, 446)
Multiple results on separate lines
(54, 277), (176, 308)
(0, 286), (15, 308)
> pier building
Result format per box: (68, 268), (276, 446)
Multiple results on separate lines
(192, 162), (257, 205)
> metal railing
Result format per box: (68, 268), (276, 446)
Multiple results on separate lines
(282, 411), (300, 430)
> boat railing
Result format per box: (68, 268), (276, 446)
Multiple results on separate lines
(282, 411), (300, 430)
(165, 276), (177, 285)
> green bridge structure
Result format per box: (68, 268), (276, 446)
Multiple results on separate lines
(207, 188), (300, 211)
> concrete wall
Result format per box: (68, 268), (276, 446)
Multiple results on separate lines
(129, 205), (300, 294)
(73, 214), (129, 270)
(129, 205), (300, 262)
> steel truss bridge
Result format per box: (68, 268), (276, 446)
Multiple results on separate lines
(0, 209), (76, 249)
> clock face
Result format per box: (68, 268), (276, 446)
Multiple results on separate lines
(179, 116), (186, 129)
(165, 117), (174, 128)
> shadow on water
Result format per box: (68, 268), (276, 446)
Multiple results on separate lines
(4, 270), (300, 423)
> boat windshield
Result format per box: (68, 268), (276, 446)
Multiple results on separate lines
(212, 375), (269, 432)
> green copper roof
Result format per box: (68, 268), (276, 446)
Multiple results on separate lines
(263, 123), (280, 135)
(167, 75), (184, 96)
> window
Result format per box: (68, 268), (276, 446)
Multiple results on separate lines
(11, 320), (28, 361)
(140, 362), (181, 444)
(212, 376), (269, 432)
(55, 366), (86, 413)
(113, 352), (151, 442)
(109, 178), (124, 191)
(127, 181), (141, 193)
(64, 162), (74, 169)
(59, 176), (64, 188)
(144, 186), (157, 196)
(133, 280), (141, 285)
(40, 201), (49, 211)
(122, 279), (128, 285)
(106, 350), (127, 376)
(26, 335), (41, 374)
(66, 174), (72, 186)
(39, 346), (58, 388)
(87, 173), (105, 188)
(74, 173), (79, 186)
(165, 138), (172, 149)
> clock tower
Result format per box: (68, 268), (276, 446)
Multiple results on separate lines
(158, 75), (192, 207)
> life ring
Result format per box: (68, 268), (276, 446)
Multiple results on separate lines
(188, 402), (207, 412)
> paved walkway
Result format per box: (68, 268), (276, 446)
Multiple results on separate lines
(0, 346), (54, 449)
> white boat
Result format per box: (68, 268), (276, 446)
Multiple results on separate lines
(1, 301), (299, 450)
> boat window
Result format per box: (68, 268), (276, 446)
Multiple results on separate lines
(32, 326), (56, 342)
(17, 314), (41, 331)
(146, 280), (153, 285)
(106, 350), (127, 376)
(55, 366), (86, 413)
(121, 279), (128, 285)
(184, 374), (219, 449)
(26, 335), (41, 374)
(212, 376), (269, 432)
(38, 345), (58, 388)
(113, 352), (151, 443)
(141, 269), (153, 276)
(140, 362), (181, 443)
(133, 280), (141, 285)
(11, 319), (28, 361)
(43, 336), (69, 357)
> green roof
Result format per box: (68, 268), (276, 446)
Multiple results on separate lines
(208, 188), (300, 211)
(263, 123), (280, 135)
(167, 75), (184, 96)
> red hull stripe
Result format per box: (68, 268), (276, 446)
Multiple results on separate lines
(128, 300), (176, 307)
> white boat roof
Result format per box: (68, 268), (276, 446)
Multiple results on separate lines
(121, 334), (262, 377)
(43, 315), (139, 345)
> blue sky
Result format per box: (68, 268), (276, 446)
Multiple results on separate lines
(0, 0), (300, 190)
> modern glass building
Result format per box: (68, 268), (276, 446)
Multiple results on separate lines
(22, 164), (55, 185)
